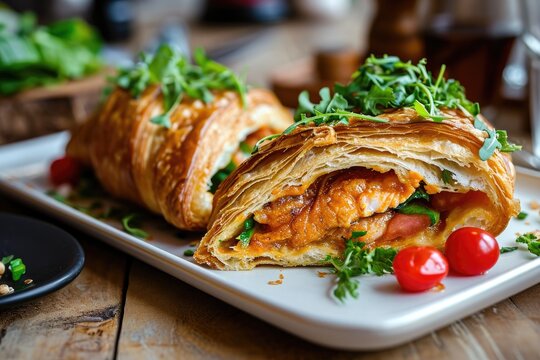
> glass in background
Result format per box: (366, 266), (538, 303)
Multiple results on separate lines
(521, 0), (540, 157)
(421, 0), (522, 107)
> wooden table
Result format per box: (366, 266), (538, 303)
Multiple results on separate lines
(1, 194), (540, 359)
(2, 2), (539, 358)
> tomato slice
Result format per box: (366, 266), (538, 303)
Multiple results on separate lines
(445, 227), (499, 276)
(393, 246), (449, 292)
(49, 156), (81, 186)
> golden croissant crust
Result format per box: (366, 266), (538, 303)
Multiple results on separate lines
(67, 86), (292, 230)
(195, 108), (519, 270)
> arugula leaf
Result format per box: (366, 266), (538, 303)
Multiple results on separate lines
(500, 246), (518, 254)
(326, 233), (397, 302)
(397, 203), (440, 225)
(516, 233), (540, 256)
(496, 130), (522, 152)
(236, 216), (256, 247)
(121, 214), (149, 239)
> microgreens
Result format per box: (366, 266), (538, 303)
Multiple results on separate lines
(515, 233), (540, 256)
(121, 213), (149, 240)
(326, 232), (397, 302)
(113, 45), (247, 128)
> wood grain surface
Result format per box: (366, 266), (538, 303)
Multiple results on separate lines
(0, 196), (538, 360)
(1, 1), (539, 358)
(0, 208), (128, 359)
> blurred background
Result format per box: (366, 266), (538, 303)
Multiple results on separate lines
(0, 0), (537, 159)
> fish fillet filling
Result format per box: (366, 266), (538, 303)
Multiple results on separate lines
(251, 168), (421, 249)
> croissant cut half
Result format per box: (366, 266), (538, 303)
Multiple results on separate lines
(195, 108), (519, 270)
(67, 86), (292, 230)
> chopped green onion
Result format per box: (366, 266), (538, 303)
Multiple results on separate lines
(183, 249), (194, 257)
(9, 258), (26, 281)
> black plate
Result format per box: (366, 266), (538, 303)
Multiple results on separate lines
(0, 213), (85, 308)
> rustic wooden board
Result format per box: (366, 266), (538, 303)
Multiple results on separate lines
(116, 260), (540, 359)
(0, 201), (129, 360)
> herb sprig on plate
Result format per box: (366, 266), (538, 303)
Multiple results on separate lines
(326, 232), (397, 302)
(113, 45), (247, 128)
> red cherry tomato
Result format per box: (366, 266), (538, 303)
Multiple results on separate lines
(445, 227), (499, 276)
(49, 156), (81, 186)
(393, 246), (449, 292)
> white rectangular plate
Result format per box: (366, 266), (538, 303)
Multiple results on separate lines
(1, 132), (539, 350)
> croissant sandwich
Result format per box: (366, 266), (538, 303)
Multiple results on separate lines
(195, 55), (521, 270)
(67, 46), (292, 230)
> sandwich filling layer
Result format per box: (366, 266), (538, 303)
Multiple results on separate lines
(235, 168), (490, 252)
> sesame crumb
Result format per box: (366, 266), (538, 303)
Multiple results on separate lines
(525, 221), (531, 226)
(24, 279), (33, 285)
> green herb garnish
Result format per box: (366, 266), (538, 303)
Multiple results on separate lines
(183, 249), (194, 257)
(239, 141), (253, 155)
(9, 258), (26, 281)
(516, 211), (528, 220)
(395, 187), (430, 210)
(516, 233), (540, 256)
(474, 117), (521, 160)
(113, 45), (247, 128)
(209, 160), (236, 194)
(326, 233), (397, 302)
(441, 169), (457, 185)
(335, 56), (478, 118)
(500, 246), (518, 254)
(0, 8), (102, 95)
(397, 203), (440, 226)
(121, 213), (149, 239)
(236, 216), (256, 247)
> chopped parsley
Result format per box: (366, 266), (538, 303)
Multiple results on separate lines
(183, 249), (194, 257)
(113, 45), (247, 128)
(326, 233), (397, 302)
(441, 169), (457, 185)
(236, 216), (256, 247)
(516, 211), (528, 220)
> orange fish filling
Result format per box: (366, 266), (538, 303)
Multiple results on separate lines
(248, 168), (489, 251)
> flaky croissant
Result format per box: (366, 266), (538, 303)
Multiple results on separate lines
(195, 108), (519, 270)
(67, 86), (292, 230)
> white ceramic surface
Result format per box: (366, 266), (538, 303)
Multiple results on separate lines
(1, 132), (539, 350)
